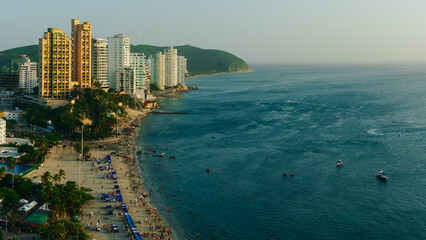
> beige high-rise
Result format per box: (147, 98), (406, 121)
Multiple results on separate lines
(39, 28), (72, 99)
(164, 47), (178, 87)
(71, 19), (92, 88)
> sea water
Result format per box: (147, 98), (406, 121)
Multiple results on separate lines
(137, 64), (426, 239)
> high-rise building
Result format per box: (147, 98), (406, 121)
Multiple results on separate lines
(115, 68), (135, 95)
(108, 34), (130, 90)
(149, 52), (165, 90)
(18, 55), (38, 94)
(177, 56), (187, 86)
(164, 47), (178, 87)
(130, 53), (149, 99)
(0, 73), (19, 91)
(92, 38), (109, 89)
(71, 19), (92, 88)
(39, 28), (72, 99)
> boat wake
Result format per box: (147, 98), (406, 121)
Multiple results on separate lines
(367, 129), (383, 136)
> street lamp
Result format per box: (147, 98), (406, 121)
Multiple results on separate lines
(79, 124), (84, 190)
(116, 102), (122, 137)
(2, 211), (10, 239)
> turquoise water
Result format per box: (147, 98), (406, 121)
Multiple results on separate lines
(138, 64), (426, 239)
(0, 163), (34, 174)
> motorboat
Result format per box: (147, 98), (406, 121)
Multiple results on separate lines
(336, 159), (343, 167)
(376, 170), (388, 180)
(153, 153), (165, 157)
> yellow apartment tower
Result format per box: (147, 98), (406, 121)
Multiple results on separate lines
(71, 19), (92, 88)
(39, 28), (72, 99)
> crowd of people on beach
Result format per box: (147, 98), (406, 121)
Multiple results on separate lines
(83, 121), (174, 240)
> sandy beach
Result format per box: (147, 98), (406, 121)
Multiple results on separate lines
(26, 109), (174, 240)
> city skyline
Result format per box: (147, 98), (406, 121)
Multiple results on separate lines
(2, 0), (426, 63)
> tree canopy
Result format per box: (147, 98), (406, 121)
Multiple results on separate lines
(40, 219), (90, 240)
(15, 88), (133, 140)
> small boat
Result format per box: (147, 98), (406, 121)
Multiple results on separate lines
(206, 169), (210, 173)
(153, 153), (165, 157)
(336, 159), (343, 167)
(376, 170), (388, 180)
(136, 151), (142, 155)
(145, 148), (152, 151)
(144, 152), (151, 154)
(169, 156), (176, 159)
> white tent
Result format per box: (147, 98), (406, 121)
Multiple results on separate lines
(39, 203), (50, 211)
(18, 201), (37, 212)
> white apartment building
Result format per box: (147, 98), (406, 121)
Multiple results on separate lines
(92, 38), (109, 89)
(18, 55), (38, 94)
(130, 53), (149, 100)
(177, 56), (187, 86)
(0, 118), (5, 145)
(164, 47), (178, 87)
(108, 34), (130, 90)
(1, 108), (24, 123)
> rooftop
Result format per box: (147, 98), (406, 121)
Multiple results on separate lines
(0, 147), (25, 159)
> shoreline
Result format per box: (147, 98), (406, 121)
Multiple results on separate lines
(26, 109), (174, 240)
(186, 68), (254, 79)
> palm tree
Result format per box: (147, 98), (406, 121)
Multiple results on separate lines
(7, 157), (16, 189)
(6, 157), (15, 174)
(41, 171), (52, 185)
(53, 173), (61, 185)
(0, 167), (6, 178)
(63, 181), (82, 219)
(58, 169), (66, 182)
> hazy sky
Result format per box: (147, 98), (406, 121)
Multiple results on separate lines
(2, 0), (426, 63)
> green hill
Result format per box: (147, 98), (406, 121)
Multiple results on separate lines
(1, 44), (252, 76)
(0, 45), (39, 73)
(131, 44), (252, 76)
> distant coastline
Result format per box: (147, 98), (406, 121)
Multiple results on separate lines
(186, 68), (254, 79)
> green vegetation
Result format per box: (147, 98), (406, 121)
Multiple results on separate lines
(40, 219), (90, 240)
(0, 133), (61, 165)
(17, 144), (38, 164)
(1, 44), (252, 76)
(3, 119), (17, 129)
(73, 142), (90, 156)
(0, 174), (39, 234)
(40, 174), (94, 221)
(150, 83), (161, 91)
(0, 45), (39, 73)
(0, 167), (6, 178)
(0, 187), (20, 209)
(14, 88), (135, 140)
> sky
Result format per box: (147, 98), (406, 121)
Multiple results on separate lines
(2, 0), (426, 63)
